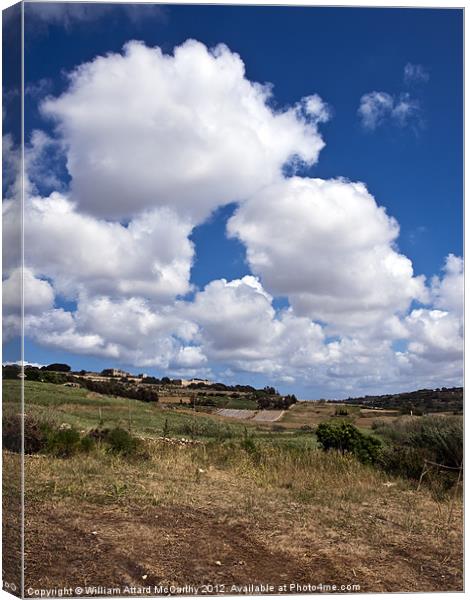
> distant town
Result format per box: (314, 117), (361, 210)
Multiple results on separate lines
(3, 362), (463, 414)
(79, 367), (214, 389)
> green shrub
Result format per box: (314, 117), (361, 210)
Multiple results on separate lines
(106, 427), (140, 456)
(375, 415), (463, 483)
(378, 444), (429, 480)
(79, 435), (95, 453)
(2, 413), (22, 453)
(193, 396), (216, 407)
(3, 414), (98, 457)
(374, 415), (462, 466)
(240, 428), (260, 462)
(40, 371), (68, 384)
(77, 378), (159, 403)
(84, 427), (146, 458)
(353, 434), (382, 465)
(2, 365), (21, 379)
(241, 430), (257, 453)
(46, 427), (81, 457)
(3, 413), (51, 454)
(162, 418), (170, 437)
(316, 421), (381, 464)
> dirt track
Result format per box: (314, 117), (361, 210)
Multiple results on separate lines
(24, 500), (462, 595)
(25, 503), (323, 592)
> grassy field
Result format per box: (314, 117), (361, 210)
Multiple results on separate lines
(2, 381), (463, 595)
(279, 400), (401, 431)
(3, 381), (316, 448)
(162, 394), (258, 410)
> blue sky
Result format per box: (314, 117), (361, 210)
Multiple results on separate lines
(3, 3), (463, 398)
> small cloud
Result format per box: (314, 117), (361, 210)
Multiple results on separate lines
(123, 4), (169, 26)
(26, 3), (111, 28)
(358, 91), (421, 131)
(2, 87), (19, 120)
(26, 3), (167, 32)
(302, 94), (332, 124)
(391, 93), (421, 127)
(404, 63), (429, 85)
(26, 78), (53, 99)
(357, 91), (394, 130)
(408, 225), (427, 245)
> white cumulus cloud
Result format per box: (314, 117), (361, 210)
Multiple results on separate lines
(405, 309), (462, 363)
(3, 267), (55, 315)
(227, 177), (428, 332)
(17, 192), (195, 302)
(41, 39), (328, 223)
(431, 254), (463, 314)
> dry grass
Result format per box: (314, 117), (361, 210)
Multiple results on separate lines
(7, 437), (462, 594)
(2, 451), (23, 592)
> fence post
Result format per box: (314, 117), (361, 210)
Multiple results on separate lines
(417, 460), (431, 491)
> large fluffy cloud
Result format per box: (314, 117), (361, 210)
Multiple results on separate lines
(5, 264), (462, 395)
(41, 40), (329, 222)
(13, 192), (194, 302)
(227, 177), (428, 331)
(6, 293), (204, 370)
(431, 253), (463, 314)
(188, 276), (281, 358)
(3, 267), (54, 315)
(399, 254), (464, 373)
(187, 276), (350, 380)
(404, 309), (462, 363)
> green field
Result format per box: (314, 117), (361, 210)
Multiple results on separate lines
(194, 394), (258, 410)
(3, 380), (316, 450)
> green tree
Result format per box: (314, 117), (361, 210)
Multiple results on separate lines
(316, 421), (381, 464)
(42, 363), (71, 372)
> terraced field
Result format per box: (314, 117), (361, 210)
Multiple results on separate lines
(216, 409), (284, 422)
(216, 408), (256, 419)
(252, 410), (284, 422)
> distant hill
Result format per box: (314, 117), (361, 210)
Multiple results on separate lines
(339, 387), (463, 413)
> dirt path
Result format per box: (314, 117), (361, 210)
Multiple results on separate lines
(24, 503), (338, 593)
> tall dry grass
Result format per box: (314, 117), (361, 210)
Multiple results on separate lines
(372, 415), (463, 493)
(13, 431), (462, 580)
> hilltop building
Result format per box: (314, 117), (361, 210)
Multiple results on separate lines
(101, 368), (131, 378)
